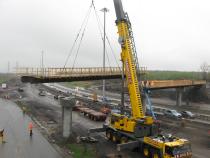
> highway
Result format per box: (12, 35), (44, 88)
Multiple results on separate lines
(0, 99), (62, 158)
(43, 83), (120, 104)
(43, 83), (210, 124)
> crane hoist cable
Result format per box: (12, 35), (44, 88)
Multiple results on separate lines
(72, 0), (112, 69)
(63, 1), (94, 69)
(105, 35), (121, 69)
(64, 0), (119, 69)
(71, 15), (90, 68)
(73, 1), (112, 69)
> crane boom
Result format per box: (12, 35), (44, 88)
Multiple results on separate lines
(113, 0), (125, 21)
(113, 0), (144, 119)
(89, 2), (192, 157)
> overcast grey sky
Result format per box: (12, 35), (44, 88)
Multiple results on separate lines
(0, 0), (210, 72)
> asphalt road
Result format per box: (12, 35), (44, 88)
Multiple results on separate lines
(0, 99), (62, 158)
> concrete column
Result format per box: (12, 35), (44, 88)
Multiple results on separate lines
(186, 99), (190, 106)
(60, 97), (75, 138)
(176, 88), (184, 106)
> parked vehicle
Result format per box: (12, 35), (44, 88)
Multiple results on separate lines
(18, 88), (24, 92)
(82, 94), (89, 98)
(54, 95), (65, 100)
(2, 83), (7, 89)
(54, 95), (59, 99)
(102, 97), (111, 103)
(164, 109), (182, 119)
(39, 92), (46, 96)
(39, 91), (46, 96)
(66, 91), (72, 95)
(181, 111), (195, 119)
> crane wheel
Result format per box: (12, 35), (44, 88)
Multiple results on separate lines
(112, 134), (117, 143)
(152, 153), (159, 158)
(120, 136), (128, 144)
(90, 115), (93, 120)
(143, 145), (150, 157)
(151, 150), (160, 158)
(106, 130), (112, 140)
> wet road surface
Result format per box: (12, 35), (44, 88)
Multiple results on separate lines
(0, 99), (62, 158)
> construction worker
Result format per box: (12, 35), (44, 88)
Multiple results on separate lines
(0, 129), (5, 143)
(28, 122), (33, 137)
(22, 106), (27, 115)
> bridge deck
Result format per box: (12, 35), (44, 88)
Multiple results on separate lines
(142, 80), (206, 89)
(16, 67), (206, 89)
(16, 67), (146, 77)
(17, 67), (146, 83)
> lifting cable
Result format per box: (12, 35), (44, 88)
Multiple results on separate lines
(71, 11), (91, 68)
(71, 1), (97, 68)
(72, 0), (112, 69)
(63, 1), (94, 69)
(63, 0), (120, 70)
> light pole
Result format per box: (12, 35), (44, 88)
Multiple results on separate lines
(100, 7), (109, 102)
(41, 50), (44, 76)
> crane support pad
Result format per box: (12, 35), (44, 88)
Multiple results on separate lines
(117, 140), (141, 151)
(88, 127), (106, 134)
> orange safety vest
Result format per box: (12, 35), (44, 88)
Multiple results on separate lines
(28, 122), (33, 130)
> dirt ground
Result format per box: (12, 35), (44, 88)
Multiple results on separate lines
(0, 78), (210, 158)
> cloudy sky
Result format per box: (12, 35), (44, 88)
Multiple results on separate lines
(0, 0), (210, 72)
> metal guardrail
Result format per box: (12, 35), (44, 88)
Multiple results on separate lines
(16, 67), (147, 77)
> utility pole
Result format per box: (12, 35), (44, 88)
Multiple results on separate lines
(100, 7), (109, 102)
(7, 61), (10, 74)
(15, 61), (19, 75)
(41, 51), (44, 76)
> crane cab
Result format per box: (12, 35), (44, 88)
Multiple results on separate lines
(109, 112), (159, 137)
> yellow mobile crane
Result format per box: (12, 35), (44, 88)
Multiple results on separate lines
(89, 0), (192, 157)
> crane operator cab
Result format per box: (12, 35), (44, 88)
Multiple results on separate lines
(109, 110), (159, 138)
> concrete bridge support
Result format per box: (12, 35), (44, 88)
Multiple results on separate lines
(60, 97), (75, 138)
(176, 88), (184, 106)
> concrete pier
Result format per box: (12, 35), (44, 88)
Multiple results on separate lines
(60, 97), (75, 138)
(176, 88), (184, 106)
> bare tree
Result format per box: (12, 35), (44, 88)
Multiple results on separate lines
(200, 62), (209, 80)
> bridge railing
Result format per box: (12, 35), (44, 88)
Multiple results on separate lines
(16, 67), (147, 77)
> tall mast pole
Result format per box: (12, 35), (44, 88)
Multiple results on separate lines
(100, 7), (109, 102)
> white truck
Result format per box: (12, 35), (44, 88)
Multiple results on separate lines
(1, 83), (7, 89)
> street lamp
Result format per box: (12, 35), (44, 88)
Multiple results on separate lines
(100, 7), (109, 102)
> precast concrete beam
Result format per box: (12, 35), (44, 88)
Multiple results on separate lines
(60, 97), (75, 138)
